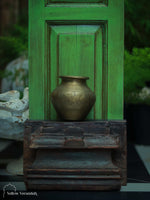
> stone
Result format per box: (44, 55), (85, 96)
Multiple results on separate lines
(0, 94), (28, 114)
(1, 56), (28, 93)
(0, 88), (29, 141)
(0, 110), (12, 119)
(0, 90), (20, 101)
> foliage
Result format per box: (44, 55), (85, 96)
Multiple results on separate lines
(124, 48), (150, 104)
(125, 0), (150, 50)
(0, 24), (28, 72)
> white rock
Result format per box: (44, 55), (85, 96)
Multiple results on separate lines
(0, 87), (29, 141)
(0, 90), (20, 101)
(0, 88), (28, 112)
(0, 119), (24, 141)
(0, 110), (12, 119)
(1, 57), (28, 93)
(22, 109), (29, 122)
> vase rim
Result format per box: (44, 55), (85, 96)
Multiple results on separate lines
(59, 75), (89, 80)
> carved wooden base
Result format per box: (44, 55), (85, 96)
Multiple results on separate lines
(24, 120), (127, 190)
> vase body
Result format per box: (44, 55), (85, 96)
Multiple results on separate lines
(51, 76), (96, 121)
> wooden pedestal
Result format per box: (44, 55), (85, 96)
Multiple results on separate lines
(24, 120), (127, 190)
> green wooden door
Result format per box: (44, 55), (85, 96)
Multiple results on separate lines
(29, 0), (124, 120)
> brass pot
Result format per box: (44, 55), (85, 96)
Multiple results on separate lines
(51, 76), (96, 121)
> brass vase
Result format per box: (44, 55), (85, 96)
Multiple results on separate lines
(51, 76), (96, 121)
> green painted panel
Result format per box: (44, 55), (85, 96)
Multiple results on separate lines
(29, 0), (45, 120)
(44, 7), (109, 21)
(48, 24), (103, 120)
(29, 0), (124, 120)
(107, 0), (124, 120)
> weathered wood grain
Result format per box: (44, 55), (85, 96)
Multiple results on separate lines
(24, 120), (127, 190)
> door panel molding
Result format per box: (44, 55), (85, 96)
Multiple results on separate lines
(45, 0), (108, 6)
(44, 20), (108, 120)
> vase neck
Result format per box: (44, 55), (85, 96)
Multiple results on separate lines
(60, 76), (89, 84)
(61, 78), (87, 85)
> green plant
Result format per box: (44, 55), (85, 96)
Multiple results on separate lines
(124, 48), (150, 104)
(125, 0), (150, 50)
(0, 24), (28, 69)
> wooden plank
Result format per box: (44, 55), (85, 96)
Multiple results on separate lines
(44, 6), (110, 21)
(49, 25), (59, 119)
(29, 0), (45, 119)
(30, 149), (116, 169)
(44, 22), (51, 119)
(29, 136), (120, 149)
(27, 168), (120, 174)
(107, 0), (124, 119)
(26, 179), (121, 190)
(27, 175), (121, 179)
(95, 25), (103, 119)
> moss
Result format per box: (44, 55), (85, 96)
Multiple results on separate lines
(124, 48), (150, 104)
